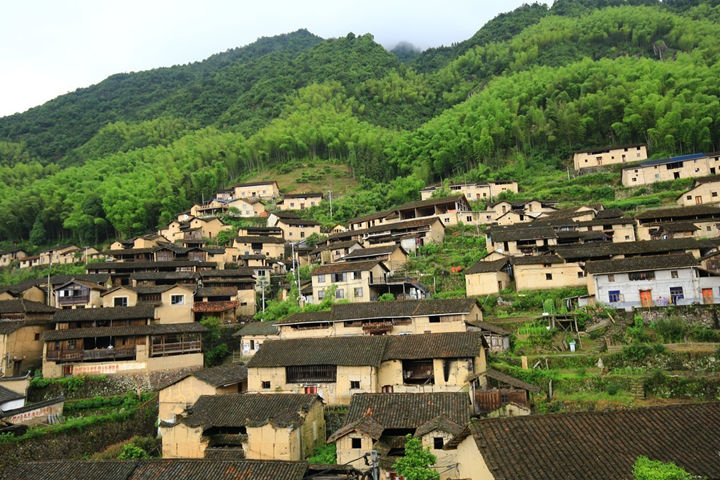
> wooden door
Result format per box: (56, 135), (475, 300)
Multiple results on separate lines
(696, 196), (703, 205)
(639, 290), (653, 307)
(702, 288), (714, 304)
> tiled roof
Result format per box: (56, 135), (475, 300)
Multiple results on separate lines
(199, 268), (255, 278)
(232, 181), (278, 187)
(654, 221), (700, 233)
(310, 240), (359, 254)
(347, 211), (390, 224)
(235, 235), (286, 244)
(342, 245), (403, 260)
(466, 258), (510, 275)
(0, 384), (24, 404)
(485, 368), (541, 393)
(43, 322), (207, 341)
(626, 152), (706, 168)
(235, 321), (278, 336)
(462, 402), (720, 480)
(282, 193), (323, 199)
(129, 271), (199, 281)
(392, 195), (467, 211)
(487, 226), (556, 242)
(184, 394), (318, 429)
(694, 174), (720, 185)
(87, 261), (216, 271)
(585, 253), (698, 275)
(595, 208), (625, 219)
(191, 301), (238, 313)
(247, 336), (387, 367)
(329, 393), (470, 442)
(311, 260), (385, 275)
(636, 204), (720, 220)
(50, 274), (111, 286)
(0, 321), (26, 335)
(53, 305), (156, 323)
(383, 332), (485, 360)
(365, 217), (445, 234)
(511, 254), (564, 265)
(0, 299), (57, 315)
(278, 298), (478, 325)
(473, 322), (511, 335)
(1, 461), (138, 480)
(195, 287), (238, 297)
(247, 332), (485, 368)
(552, 238), (720, 261)
(193, 364), (248, 388)
(277, 218), (320, 226)
(573, 143), (645, 154)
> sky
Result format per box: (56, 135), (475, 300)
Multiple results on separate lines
(0, 0), (534, 117)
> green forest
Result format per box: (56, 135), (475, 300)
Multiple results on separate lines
(3, 0), (720, 248)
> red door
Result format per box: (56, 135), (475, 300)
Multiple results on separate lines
(639, 290), (653, 307)
(702, 288), (714, 304)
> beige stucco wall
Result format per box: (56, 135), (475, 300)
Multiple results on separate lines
(1, 325), (48, 376)
(312, 267), (385, 304)
(636, 220), (720, 241)
(161, 422), (207, 458)
(156, 287), (194, 324)
(158, 376), (218, 423)
(190, 218), (231, 240)
(234, 240), (285, 259)
(0, 375), (29, 394)
(103, 287), (139, 307)
(233, 183), (279, 200)
(514, 262), (586, 291)
(336, 433), (373, 470)
(246, 400), (324, 460)
(279, 196), (323, 210)
(455, 434), (494, 480)
(247, 365), (377, 405)
(622, 155), (720, 187)
(280, 223), (322, 242)
(237, 289), (257, 316)
(3, 399), (64, 426)
(148, 352), (204, 372)
(421, 431), (458, 479)
(466, 271), (511, 296)
(377, 356), (482, 394)
(678, 181), (720, 206)
(574, 145), (647, 170)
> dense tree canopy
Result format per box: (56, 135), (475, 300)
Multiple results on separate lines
(2, 1), (720, 248)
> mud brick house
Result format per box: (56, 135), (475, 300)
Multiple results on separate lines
(0, 299), (57, 376)
(635, 204), (720, 240)
(449, 402), (720, 480)
(331, 393), (471, 480)
(160, 394), (324, 461)
(246, 331), (487, 405)
(420, 181), (518, 201)
(42, 305), (206, 378)
(276, 298), (482, 339)
(158, 364), (248, 424)
(622, 152), (720, 186)
(573, 143), (647, 171)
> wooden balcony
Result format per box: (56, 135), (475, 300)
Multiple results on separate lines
(57, 295), (90, 305)
(150, 340), (201, 357)
(46, 347), (136, 363)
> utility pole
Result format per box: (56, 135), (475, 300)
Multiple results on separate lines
(370, 450), (379, 480)
(259, 278), (267, 313)
(328, 190), (333, 220)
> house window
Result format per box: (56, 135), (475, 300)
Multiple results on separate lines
(301, 231), (305, 238)
(304, 385), (318, 395)
(350, 380), (360, 389)
(608, 290), (621, 303)
(402, 359), (434, 385)
(261, 381), (271, 389)
(671, 270), (679, 279)
(382, 385), (394, 393)
(687, 195), (693, 200)
(34, 333), (40, 341)
(545, 273), (553, 281)
(354, 287), (363, 298)
(351, 438), (362, 449)
(286, 365), (337, 383)
(629, 271), (655, 281)
(708, 226), (712, 231)
(670, 287), (684, 305)
(713, 192), (718, 197)
(434, 437), (444, 450)
(317, 274), (326, 283)
(577, 272), (584, 278)
(429, 316), (440, 323)
(317, 290), (325, 300)
(608, 274), (615, 282)
(114, 297), (128, 307)
(171, 295), (184, 305)
(336, 288), (345, 299)
(467, 216), (472, 222)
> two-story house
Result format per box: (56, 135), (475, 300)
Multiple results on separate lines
(310, 260), (390, 303)
(54, 280), (107, 309)
(635, 205), (720, 241)
(160, 394), (324, 461)
(573, 144), (647, 171)
(0, 299), (57, 376)
(278, 193), (323, 210)
(622, 152), (720, 187)
(246, 331), (487, 405)
(677, 175), (720, 206)
(420, 181), (518, 201)
(331, 393), (471, 480)
(42, 305), (206, 378)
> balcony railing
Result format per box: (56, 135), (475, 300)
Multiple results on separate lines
(58, 295), (90, 305)
(46, 347), (136, 363)
(150, 340), (201, 356)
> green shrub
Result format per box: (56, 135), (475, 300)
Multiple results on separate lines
(651, 317), (686, 343)
(606, 382), (620, 396)
(118, 443), (149, 459)
(307, 443), (336, 464)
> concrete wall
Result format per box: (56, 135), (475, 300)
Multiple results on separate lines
(1, 325), (48, 377)
(247, 365), (377, 405)
(678, 181), (720, 206)
(514, 262), (586, 291)
(466, 271), (511, 296)
(622, 155), (720, 187)
(454, 434), (494, 480)
(574, 145), (646, 170)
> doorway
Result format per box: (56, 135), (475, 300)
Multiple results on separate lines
(639, 290), (653, 307)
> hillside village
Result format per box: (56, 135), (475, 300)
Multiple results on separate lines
(0, 142), (719, 479)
